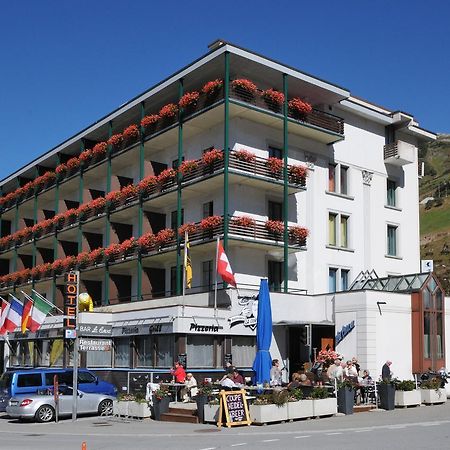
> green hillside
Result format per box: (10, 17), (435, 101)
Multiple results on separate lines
(419, 135), (450, 294)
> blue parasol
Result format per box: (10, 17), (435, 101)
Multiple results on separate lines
(252, 279), (273, 385)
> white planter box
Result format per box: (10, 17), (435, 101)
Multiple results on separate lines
(204, 404), (220, 423)
(113, 400), (151, 418)
(249, 404), (288, 424)
(287, 399), (314, 420)
(395, 390), (421, 407)
(312, 398), (337, 417)
(421, 388), (447, 405)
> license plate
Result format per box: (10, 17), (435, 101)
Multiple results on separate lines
(10, 401), (18, 406)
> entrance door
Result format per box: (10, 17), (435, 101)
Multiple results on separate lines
(288, 326), (310, 376)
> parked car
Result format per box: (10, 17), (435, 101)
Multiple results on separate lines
(6, 386), (114, 422)
(0, 368), (117, 411)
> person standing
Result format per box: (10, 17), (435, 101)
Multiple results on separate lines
(171, 361), (186, 383)
(381, 360), (392, 381)
(270, 359), (282, 386)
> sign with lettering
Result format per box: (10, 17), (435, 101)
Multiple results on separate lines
(335, 320), (355, 345)
(79, 338), (112, 352)
(111, 322), (173, 337)
(78, 324), (112, 337)
(189, 323), (223, 333)
(64, 271), (79, 333)
(217, 389), (251, 428)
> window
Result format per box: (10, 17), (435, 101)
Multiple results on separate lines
(77, 371), (97, 383)
(170, 266), (177, 295)
(387, 225), (398, 256)
(136, 336), (153, 368)
(86, 342), (112, 368)
(268, 260), (283, 292)
(172, 156), (185, 169)
(329, 268), (337, 292)
(268, 146), (282, 159)
(202, 260), (213, 291)
(171, 209), (184, 231)
(341, 269), (349, 291)
(387, 179), (397, 207)
(328, 213), (349, 248)
(203, 201), (213, 218)
(187, 336), (215, 367)
(329, 267), (350, 292)
(114, 338), (130, 368)
(328, 163), (349, 195)
(232, 336), (256, 367)
(17, 373), (42, 388)
(155, 335), (173, 367)
(268, 201), (283, 221)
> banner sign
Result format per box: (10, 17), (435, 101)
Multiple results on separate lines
(64, 271), (79, 333)
(78, 324), (112, 337)
(335, 320), (355, 345)
(79, 338), (112, 352)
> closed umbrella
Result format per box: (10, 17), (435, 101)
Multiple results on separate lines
(252, 279), (273, 385)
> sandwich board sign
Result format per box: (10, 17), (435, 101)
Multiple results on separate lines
(217, 389), (251, 428)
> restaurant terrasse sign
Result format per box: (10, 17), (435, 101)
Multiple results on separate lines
(79, 338), (112, 352)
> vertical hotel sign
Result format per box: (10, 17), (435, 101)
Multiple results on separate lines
(64, 271), (79, 337)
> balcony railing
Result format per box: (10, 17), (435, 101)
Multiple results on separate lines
(384, 141), (415, 166)
(229, 88), (344, 136)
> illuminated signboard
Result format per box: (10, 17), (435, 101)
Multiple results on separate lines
(64, 271), (79, 335)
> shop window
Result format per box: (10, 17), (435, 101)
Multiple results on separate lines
(86, 341), (112, 368)
(114, 338), (130, 368)
(232, 336), (256, 367)
(268, 260), (283, 292)
(387, 179), (397, 207)
(328, 163), (349, 195)
(155, 335), (173, 368)
(387, 225), (398, 256)
(136, 336), (153, 368)
(187, 335), (215, 368)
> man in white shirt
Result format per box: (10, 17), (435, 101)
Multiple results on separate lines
(181, 373), (198, 402)
(344, 360), (358, 378)
(221, 374), (237, 389)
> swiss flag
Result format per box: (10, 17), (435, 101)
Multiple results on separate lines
(217, 241), (236, 287)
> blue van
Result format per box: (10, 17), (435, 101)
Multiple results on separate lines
(0, 368), (117, 411)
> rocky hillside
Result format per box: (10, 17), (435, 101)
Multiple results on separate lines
(419, 135), (450, 294)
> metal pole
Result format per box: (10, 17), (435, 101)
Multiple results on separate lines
(182, 231), (186, 317)
(282, 74), (289, 293)
(223, 52), (230, 252)
(214, 236), (219, 317)
(176, 79), (184, 296)
(71, 271), (80, 421)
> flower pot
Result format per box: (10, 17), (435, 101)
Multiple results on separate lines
(249, 404), (288, 424)
(151, 395), (171, 420)
(394, 390), (421, 407)
(337, 387), (354, 415)
(287, 399), (314, 420)
(233, 86), (254, 102)
(203, 404), (220, 423)
(312, 398), (337, 417)
(196, 394), (208, 423)
(421, 388), (447, 405)
(378, 384), (395, 410)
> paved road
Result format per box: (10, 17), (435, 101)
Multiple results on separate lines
(1, 402), (450, 450)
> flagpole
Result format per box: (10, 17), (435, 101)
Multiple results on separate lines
(214, 235), (219, 318)
(21, 291), (55, 316)
(182, 231), (187, 318)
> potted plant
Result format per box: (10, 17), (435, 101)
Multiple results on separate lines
(140, 114), (160, 134)
(265, 219), (284, 237)
(337, 379), (356, 415)
(137, 175), (158, 197)
(196, 381), (214, 423)
(152, 386), (171, 420)
(231, 78), (257, 100)
(122, 124), (140, 144)
(157, 168), (177, 187)
(233, 149), (256, 163)
(138, 233), (156, 254)
(107, 133), (123, 150)
(287, 388), (314, 420)
(289, 226), (309, 246)
(202, 79), (223, 101)
(201, 148), (223, 166)
(231, 216), (255, 228)
(179, 91), (200, 112)
(200, 215), (222, 231)
(91, 142), (108, 161)
(203, 397), (220, 423)
(288, 164), (308, 185)
(179, 160), (199, 177)
(261, 88), (285, 113)
(311, 386), (337, 417)
(178, 222), (198, 238)
(113, 393), (152, 419)
(154, 228), (175, 248)
(378, 380), (396, 410)
(249, 390), (289, 424)
(420, 378), (447, 405)
(288, 97), (312, 120)
(159, 103), (178, 122)
(394, 379), (421, 407)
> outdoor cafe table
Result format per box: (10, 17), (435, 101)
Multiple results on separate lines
(160, 382), (185, 403)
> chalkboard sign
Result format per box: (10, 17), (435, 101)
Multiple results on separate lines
(217, 389), (251, 428)
(178, 353), (187, 369)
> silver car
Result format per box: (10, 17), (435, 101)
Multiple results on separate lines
(6, 386), (113, 422)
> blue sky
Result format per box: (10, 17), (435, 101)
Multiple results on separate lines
(1, 0), (448, 180)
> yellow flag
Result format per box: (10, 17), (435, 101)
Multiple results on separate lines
(184, 232), (192, 289)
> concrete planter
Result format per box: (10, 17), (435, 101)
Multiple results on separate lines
(395, 390), (421, 407)
(312, 398), (337, 417)
(113, 401), (151, 418)
(203, 404), (220, 423)
(287, 399), (314, 420)
(421, 388), (447, 405)
(249, 404), (288, 424)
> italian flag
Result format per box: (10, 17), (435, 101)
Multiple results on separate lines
(28, 293), (53, 332)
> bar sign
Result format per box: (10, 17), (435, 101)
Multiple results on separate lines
(64, 271), (79, 332)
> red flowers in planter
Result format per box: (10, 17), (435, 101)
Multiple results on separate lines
(202, 148), (223, 165)
(266, 157), (283, 174)
(137, 175), (158, 195)
(35, 171), (56, 188)
(157, 168), (176, 184)
(108, 134), (123, 148)
(159, 103), (178, 119)
(289, 226), (309, 242)
(92, 142), (108, 157)
(155, 228), (175, 246)
(262, 89), (285, 106)
(89, 247), (105, 263)
(55, 164), (67, 175)
(88, 197), (107, 212)
(232, 216), (255, 228)
(104, 243), (122, 260)
(288, 165), (308, 184)
(77, 251), (91, 267)
(265, 220), (284, 235)
(200, 215), (222, 230)
(178, 222), (198, 237)
(234, 149), (256, 163)
(123, 124), (140, 140)
(121, 184), (138, 199)
(288, 98), (312, 116)
(66, 157), (81, 170)
(141, 114), (160, 128)
(202, 79), (223, 96)
(79, 149), (93, 163)
(120, 237), (137, 254)
(179, 160), (199, 176)
(105, 190), (123, 204)
(138, 233), (156, 252)
(179, 91), (200, 109)
(231, 79), (257, 95)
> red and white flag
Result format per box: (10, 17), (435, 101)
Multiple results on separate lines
(217, 241), (236, 287)
(0, 299), (10, 335)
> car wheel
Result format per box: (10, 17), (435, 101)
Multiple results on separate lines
(98, 399), (113, 416)
(35, 405), (55, 423)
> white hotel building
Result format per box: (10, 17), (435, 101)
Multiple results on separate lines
(0, 40), (446, 389)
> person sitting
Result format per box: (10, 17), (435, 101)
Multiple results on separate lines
(298, 373), (312, 386)
(287, 373), (301, 391)
(232, 369), (245, 386)
(270, 359), (282, 386)
(360, 370), (373, 404)
(344, 360), (358, 381)
(221, 374), (237, 390)
(181, 373), (198, 403)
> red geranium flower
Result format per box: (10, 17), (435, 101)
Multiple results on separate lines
(138, 233), (156, 252)
(178, 222), (198, 237)
(202, 79), (223, 95)
(137, 175), (158, 195)
(265, 220), (284, 235)
(232, 216), (255, 228)
(141, 114), (160, 128)
(200, 215), (222, 230)
(266, 157), (283, 174)
(288, 165), (308, 184)
(108, 134), (123, 147)
(179, 160), (199, 176)
(92, 142), (108, 156)
(202, 149), (223, 165)
(262, 89), (285, 106)
(288, 98), (312, 116)
(79, 149), (93, 163)
(234, 149), (256, 163)
(231, 79), (257, 94)
(155, 228), (175, 246)
(179, 91), (200, 109)
(123, 124), (140, 140)
(159, 103), (178, 119)
(157, 168), (177, 184)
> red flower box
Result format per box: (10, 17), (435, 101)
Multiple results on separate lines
(288, 98), (312, 117)
(179, 160), (199, 176)
(178, 222), (198, 237)
(89, 247), (105, 264)
(141, 114), (160, 128)
(155, 228), (175, 247)
(265, 220), (284, 235)
(137, 175), (158, 195)
(79, 149), (93, 163)
(262, 88), (285, 106)
(202, 79), (223, 96)
(66, 157), (81, 170)
(138, 233), (156, 252)
(179, 91), (200, 109)
(202, 149), (223, 165)
(234, 149), (256, 163)
(200, 215), (222, 230)
(231, 216), (255, 228)
(159, 103), (178, 119)
(231, 79), (257, 95)
(288, 165), (308, 185)
(119, 237), (138, 254)
(92, 142), (108, 157)
(289, 226), (309, 242)
(266, 157), (283, 175)
(157, 168), (177, 184)
(121, 184), (138, 199)
(123, 124), (140, 140)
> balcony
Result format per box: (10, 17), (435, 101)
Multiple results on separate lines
(384, 141), (415, 166)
